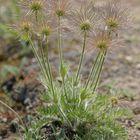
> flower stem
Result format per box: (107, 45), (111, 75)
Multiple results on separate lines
(90, 51), (104, 88)
(57, 16), (68, 98)
(35, 11), (38, 22)
(40, 40), (51, 83)
(45, 37), (71, 127)
(84, 51), (101, 91)
(28, 38), (49, 82)
(45, 37), (55, 98)
(92, 49), (107, 93)
(58, 16), (63, 66)
(75, 31), (87, 85)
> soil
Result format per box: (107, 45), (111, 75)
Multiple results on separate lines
(0, 0), (140, 140)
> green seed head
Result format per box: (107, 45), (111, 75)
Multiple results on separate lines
(56, 9), (65, 17)
(96, 40), (108, 49)
(30, 1), (42, 12)
(80, 20), (91, 31)
(21, 22), (31, 33)
(106, 18), (119, 30)
(41, 26), (51, 36)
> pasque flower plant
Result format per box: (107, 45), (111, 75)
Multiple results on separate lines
(68, 1), (97, 85)
(8, 0), (131, 139)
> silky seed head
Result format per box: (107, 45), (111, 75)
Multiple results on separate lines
(30, 1), (43, 12)
(41, 26), (52, 36)
(92, 29), (117, 51)
(56, 9), (65, 17)
(101, 0), (129, 34)
(80, 20), (91, 31)
(51, 0), (71, 17)
(68, 1), (97, 35)
(96, 40), (108, 49)
(106, 18), (119, 30)
(21, 22), (31, 33)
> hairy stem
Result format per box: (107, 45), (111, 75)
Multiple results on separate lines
(92, 49), (107, 93)
(84, 51), (102, 91)
(28, 38), (49, 83)
(90, 51), (104, 88)
(75, 31), (87, 85)
(40, 40), (51, 83)
(35, 11), (38, 22)
(45, 37), (55, 98)
(58, 16), (63, 66)
(57, 16), (68, 98)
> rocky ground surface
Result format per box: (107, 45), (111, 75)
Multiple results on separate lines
(0, 0), (140, 140)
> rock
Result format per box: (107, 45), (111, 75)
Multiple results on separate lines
(0, 128), (8, 138)
(11, 85), (28, 105)
(9, 119), (19, 133)
(1, 76), (16, 92)
(133, 107), (140, 115)
(125, 120), (135, 127)
(125, 56), (133, 62)
(136, 64), (140, 69)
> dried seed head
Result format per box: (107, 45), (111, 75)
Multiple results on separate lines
(51, 0), (71, 17)
(94, 30), (112, 50)
(11, 17), (33, 40)
(41, 26), (52, 37)
(30, 0), (43, 12)
(21, 0), (48, 19)
(106, 18), (119, 30)
(101, 0), (129, 33)
(56, 9), (65, 17)
(80, 20), (91, 31)
(13, 17), (32, 35)
(68, 0), (97, 34)
(89, 29), (119, 52)
(34, 19), (56, 38)
(96, 40), (108, 50)
(21, 21), (31, 33)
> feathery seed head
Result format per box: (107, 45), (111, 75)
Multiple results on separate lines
(102, 0), (129, 33)
(41, 26), (52, 37)
(106, 18), (119, 30)
(34, 20), (56, 38)
(94, 30), (112, 50)
(51, 0), (71, 17)
(80, 20), (91, 31)
(96, 40), (108, 50)
(12, 17), (33, 40)
(13, 17), (32, 34)
(30, 0), (43, 12)
(21, 0), (48, 20)
(68, 0), (97, 34)
(56, 9), (65, 17)
(89, 28), (120, 52)
(21, 21), (31, 33)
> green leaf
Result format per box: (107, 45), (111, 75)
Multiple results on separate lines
(57, 129), (65, 140)
(60, 63), (68, 80)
